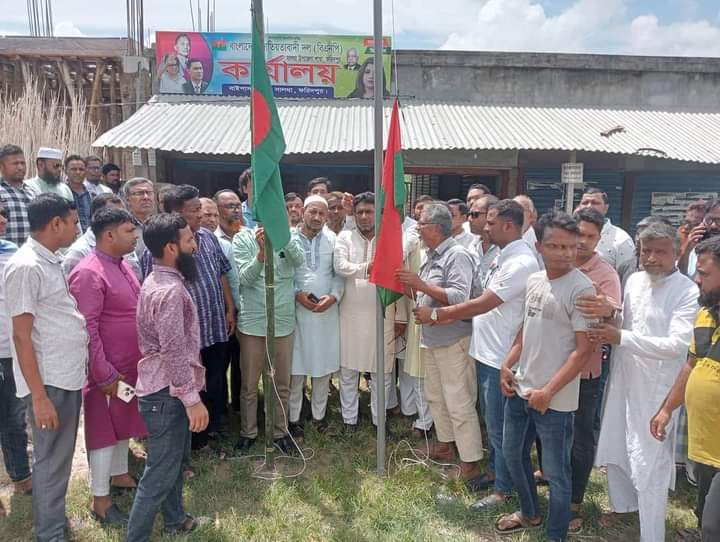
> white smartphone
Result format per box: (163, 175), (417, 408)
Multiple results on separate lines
(116, 381), (137, 403)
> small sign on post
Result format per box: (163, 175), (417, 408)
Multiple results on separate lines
(561, 162), (584, 185)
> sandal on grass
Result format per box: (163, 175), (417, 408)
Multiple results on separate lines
(568, 511), (584, 535)
(494, 511), (543, 535)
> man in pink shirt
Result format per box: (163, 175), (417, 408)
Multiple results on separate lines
(126, 213), (208, 541)
(68, 208), (148, 525)
(569, 207), (622, 532)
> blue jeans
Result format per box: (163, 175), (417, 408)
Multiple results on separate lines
(0, 358), (30, 482)
(127, 389), (190, 542)
(476, 362), (512, 493)
(503, 395), (574, 541)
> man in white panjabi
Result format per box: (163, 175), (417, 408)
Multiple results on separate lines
(289, 196), (343, 438)
(592, 222), (698, 542)
(334, 192), (403, 431)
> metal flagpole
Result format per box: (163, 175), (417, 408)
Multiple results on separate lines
(252, 0), (276, 467)
(373, 0), (385, 476)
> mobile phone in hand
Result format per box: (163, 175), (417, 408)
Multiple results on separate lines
(116, 381), (136, 403)
(308, 293), (320, 304)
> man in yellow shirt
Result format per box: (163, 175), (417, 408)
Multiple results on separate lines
(652, 237), (720, 542)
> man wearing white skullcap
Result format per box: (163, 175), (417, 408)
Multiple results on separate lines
(25, 147), (74, 203)
(288, 195), (343, 439)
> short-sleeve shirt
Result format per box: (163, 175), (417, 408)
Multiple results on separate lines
(4, 237), (88, 397)
(515, 268), (595, 412)
(686, 307), (720, 468)
(470, 239), (539, 369)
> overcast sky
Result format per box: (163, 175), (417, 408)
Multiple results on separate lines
(2, 0), (720, 56)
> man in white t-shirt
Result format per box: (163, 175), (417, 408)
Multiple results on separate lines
(495, 211), (595, 542)
(415, 199), (539, 505)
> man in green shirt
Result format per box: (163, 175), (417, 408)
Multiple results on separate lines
(232, 225), (304, 455)
(25, 147), (73, 203)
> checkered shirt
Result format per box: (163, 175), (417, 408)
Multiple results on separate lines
(0, 179), (31, 246)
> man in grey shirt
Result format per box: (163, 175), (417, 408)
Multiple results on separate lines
(397, 201), (485, 488)
(5, 194), (88, 542)
(496, 211), (594, 542)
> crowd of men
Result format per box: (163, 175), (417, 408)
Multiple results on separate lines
(0, 142), (718, 542)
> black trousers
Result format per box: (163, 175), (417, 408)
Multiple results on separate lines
(696, 461), (720, 541)
(570, 377), (601, 504)
(192, 341), (228, 449)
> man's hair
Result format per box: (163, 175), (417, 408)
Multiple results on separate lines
(122, 177), (153, 199)
(353, 191), (375, 209)
(637, 215), (672, 230)
(64, 154), (85, 168)
(327, 191), (344, 203)
(307, 177), (332, 192)
(28, 193), (76, 232)
(84, 155), (102, 165)
(143, 213), (188, 258)
(188, 58), (203, 69)
(213, 189), (237, 202)
(474, 194), (499, 209)
(91, 208), (135, 238)
(582, 187), (609, 204)
(284, 192), (302, 203)
(536, 211), (579, 241)
(239, 168), (251, 189)
(175, 33), (189, 45)
(423, 202), (453, 238)
(91, 193), (123, 217)
(163, 184), (200, 213)
(102, 163), (120, 175)
(489, 199), (524, 228)
(687, 200), (707, 213)
(467, 183), (491, 196)
(573, 208), (605, 234)
(414, 194), (433, 207)
(0, 144), (23, 162)
(514, 194), (536, 214)
(638, 222), (680, 252)
(695, 237), (720, 264)
(447, 198), (469, 216)
(705, 199), (720, 214)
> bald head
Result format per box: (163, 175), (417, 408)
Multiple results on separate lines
(513, 194), (537, 233)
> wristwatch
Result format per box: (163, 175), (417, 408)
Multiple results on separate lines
(430, 308), (439, 322)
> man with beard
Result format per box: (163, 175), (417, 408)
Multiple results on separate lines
(0, 144), (32, 246)
(415, 200), (539, 506)
(101, 164), (122, 194)
(680, 199), (720, 278)
(593, 222), (698, 542)
(68, 208), (147, 525)
(213, 189), (244, 410)
(289, 196), (343, 438)
(127, 213), (208, 541)
(26, 147), (73, 203)
(142, 185), (235, 449)
(232, 210), (304, 454)
(83, 156), (112, 199)
(651, 236), (720, 542)
(64, 155), (92, 232)
(285, 192), (303, 229)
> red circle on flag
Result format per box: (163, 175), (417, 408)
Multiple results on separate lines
(252, 89), (271, 146)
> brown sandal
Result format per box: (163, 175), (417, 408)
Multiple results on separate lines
(494, 511), (543, 535)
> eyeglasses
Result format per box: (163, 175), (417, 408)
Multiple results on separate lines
(469, 211), (487, 219)
(704, 216), (720, 227)
(129, 190), (154, 198)
(220, 203), (242, 210)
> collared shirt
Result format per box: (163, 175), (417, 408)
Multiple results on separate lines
(241, 201), (257, 229)
(577, 252), (622, 378)
(142, 228), (232, 349)
(597, 219), (635, 273)
(24, 176), (74, 202)
(4, 237), (89, 397)
(0, 240), (18, 357)
(418, 236), (474, 348)
(453, 228), (476, 250)
(214, 226), (242, 311)
(233, 228), (304, 337)
(470, 238), (539, 369)
(83, 179), (113, 199)
(71, 188), (92, 232)
(62, 228), (142, 281)
(0, 179), (32, 246)
(471, 238), (500, 282)
(135, 265), (205, 407)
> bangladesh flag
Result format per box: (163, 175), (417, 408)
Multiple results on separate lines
(369, 99), (406, 307)
(250, 20), (290, 250)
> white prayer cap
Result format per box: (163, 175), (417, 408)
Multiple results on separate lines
(304, 195), (328, 208)
(37, 147), (64, 160)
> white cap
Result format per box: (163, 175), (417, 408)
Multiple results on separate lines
(304, 195), (328, 208)
(37, 147), (63, 160)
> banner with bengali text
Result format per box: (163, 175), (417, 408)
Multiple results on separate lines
(155, 31), (392, 99)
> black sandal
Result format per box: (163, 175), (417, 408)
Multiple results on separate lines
(90, 504), (129, 526)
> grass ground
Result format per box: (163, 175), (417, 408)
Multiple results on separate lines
(0, 388), (699, 541)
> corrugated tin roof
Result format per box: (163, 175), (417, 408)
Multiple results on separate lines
(93, 96), (720, 164)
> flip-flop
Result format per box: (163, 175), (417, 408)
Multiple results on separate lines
(90, 504), (129, 526)
(568, 511), (584, 535)
(494, 511), (543, 535)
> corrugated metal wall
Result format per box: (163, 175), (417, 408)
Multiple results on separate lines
(524, 168), (624, 225)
